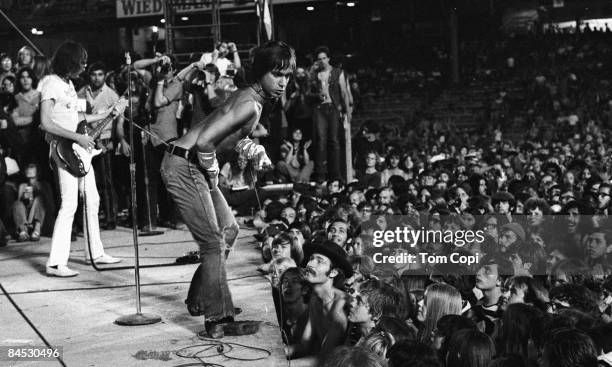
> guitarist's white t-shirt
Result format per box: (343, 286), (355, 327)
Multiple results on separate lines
(38, 75), (79, 134)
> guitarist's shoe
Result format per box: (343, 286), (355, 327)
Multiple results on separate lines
(46, 265), (79, 277)
(86, 253), (122, 265)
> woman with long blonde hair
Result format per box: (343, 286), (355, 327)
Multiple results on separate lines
(417, 282), (463, 344)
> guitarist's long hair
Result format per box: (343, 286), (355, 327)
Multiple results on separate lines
(50, 40), (88, 78)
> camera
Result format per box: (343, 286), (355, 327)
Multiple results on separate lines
(158, 61), (171, 75)
(313, 60), (325, 72)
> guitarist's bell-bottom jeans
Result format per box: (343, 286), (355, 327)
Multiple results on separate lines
(160, 152), (238, 321)
(48, 166), (105, 266)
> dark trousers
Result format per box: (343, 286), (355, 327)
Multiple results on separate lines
(147, 143), (176, 224)
(161, 153), (237, 320)
(93, 147), (117, 225)
(313, 103), (341, 182)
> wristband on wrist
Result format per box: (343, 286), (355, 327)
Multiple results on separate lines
(235, 138), (264, 159)
(197, 151), (217, 170)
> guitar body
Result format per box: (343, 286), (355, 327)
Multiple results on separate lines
(54, 120), (102, 177)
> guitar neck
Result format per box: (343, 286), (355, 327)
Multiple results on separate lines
(88, 113), (115, 140)
(86, 94), (127, 139)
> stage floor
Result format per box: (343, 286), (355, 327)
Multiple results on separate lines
(0, 224), (291, 366)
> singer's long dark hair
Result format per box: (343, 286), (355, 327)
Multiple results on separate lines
(251, 41), (296, 81)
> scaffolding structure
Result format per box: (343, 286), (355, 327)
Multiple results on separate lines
(162, 0), (260, 64)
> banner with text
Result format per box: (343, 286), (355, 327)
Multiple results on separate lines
(116, 0), (315, 18)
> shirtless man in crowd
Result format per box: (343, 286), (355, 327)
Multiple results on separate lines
(286, 239), (353, 361)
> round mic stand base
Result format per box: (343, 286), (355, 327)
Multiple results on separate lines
(138, 228), (165, 237)
(115, 313), (162, 326)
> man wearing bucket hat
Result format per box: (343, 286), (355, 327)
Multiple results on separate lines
(286, 239), (353, 361)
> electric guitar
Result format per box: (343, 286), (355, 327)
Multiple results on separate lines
(55, 97), (128, 177)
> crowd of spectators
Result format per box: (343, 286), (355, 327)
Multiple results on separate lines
(251, 28), (612, 366)
(0, 27), (611, 367)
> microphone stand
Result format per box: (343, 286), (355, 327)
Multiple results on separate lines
(138, 126), (164, 237)
(115, 52), (161, 326)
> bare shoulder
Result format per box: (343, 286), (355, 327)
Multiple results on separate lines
(235, 89), (263, 112)
(218, 89), (259, 115)
(332, 289), (349, 312)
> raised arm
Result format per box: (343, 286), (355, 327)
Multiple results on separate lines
(228, 42), (242, 70)
(133, 55), (162, 72)
(154, 76), (183, 108)
(176, 61), (205, 83)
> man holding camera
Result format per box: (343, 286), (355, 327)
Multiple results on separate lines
(133, 54), (204, 228)
(309, 46), (351, 183)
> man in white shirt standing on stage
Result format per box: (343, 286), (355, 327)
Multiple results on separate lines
(39, 40), (123, 277)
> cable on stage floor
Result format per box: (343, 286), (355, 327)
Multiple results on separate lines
(174, 335), (272, 366)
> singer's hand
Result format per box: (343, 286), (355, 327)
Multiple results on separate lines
(254, 151), (272, 171)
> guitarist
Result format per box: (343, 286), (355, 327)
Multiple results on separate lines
(39, 40), (122, 277)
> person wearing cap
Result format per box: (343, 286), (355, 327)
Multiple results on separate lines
(286, 239), (353, 361)
(498, 222), (525, 253)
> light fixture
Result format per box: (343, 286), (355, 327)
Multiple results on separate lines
(160, 18), (165, 23)
(36, 30), (44, 35)
(31, 27), (37, 34)
(151, 26), (159, 33)
(347, 2), (355, 7)
(181, 16), (188, 21)
(306, 6), (314, 11)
